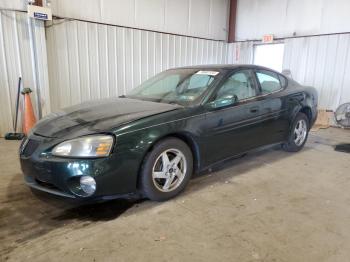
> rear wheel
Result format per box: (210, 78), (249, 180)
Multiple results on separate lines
(282, 112), (309, 152)
(140, 138), (193, 201)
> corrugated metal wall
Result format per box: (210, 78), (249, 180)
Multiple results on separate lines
(236, 0), (350, 41)
(49, 0), (229, 41)
(283, 34), (350, 110)
(230, 35), (350, 110)
(230, 41), (254, 64)
(46, 19), (233, 111)
(0, 11), (50, 137)
(47, 21), (350, 112)
(3, 12), (348, 137)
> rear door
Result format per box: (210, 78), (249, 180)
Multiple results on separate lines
(253, 69), (290, 145)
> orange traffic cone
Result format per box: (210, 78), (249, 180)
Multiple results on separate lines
(21, 88), (37, 135)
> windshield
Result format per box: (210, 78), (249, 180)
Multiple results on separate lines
(126, 69), (221, 106)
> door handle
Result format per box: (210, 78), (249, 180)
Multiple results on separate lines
(250, 107), (259, 113)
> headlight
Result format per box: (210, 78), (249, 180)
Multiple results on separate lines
(52, 135), (114, 158)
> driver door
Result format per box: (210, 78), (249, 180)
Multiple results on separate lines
(201, 69), (263, 164)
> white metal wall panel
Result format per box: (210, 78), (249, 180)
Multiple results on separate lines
(0, 0), (26, 11)
(283, 34), (350, 110)
(49, 0), (229, 41)
(236, 0), (350, 41)
(0, 11), (12, 136)
(227, 41), (254, 64)
(46, 19), (231, 111)
(0, 11), (50, 137)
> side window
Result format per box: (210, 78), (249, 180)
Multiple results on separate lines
(256, 70), (282, 94)
(214, 70), (257, 101)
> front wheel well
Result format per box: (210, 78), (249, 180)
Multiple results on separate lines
(300, 106), (312, 124)
(136, 133), (200, 190)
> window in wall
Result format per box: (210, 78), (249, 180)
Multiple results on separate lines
(253, 43), (284, 72)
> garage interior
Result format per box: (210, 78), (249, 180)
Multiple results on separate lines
(0, 0), (349, 261)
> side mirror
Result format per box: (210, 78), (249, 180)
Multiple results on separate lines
(207, 94), (238, 109)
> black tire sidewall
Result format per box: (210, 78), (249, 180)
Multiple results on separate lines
(140, 138), (193, 201)
(283, 112), (309, 152)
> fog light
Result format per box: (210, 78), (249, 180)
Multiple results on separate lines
(80, 176), (96, 196)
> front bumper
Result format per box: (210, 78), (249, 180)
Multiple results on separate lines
(19, 134), (143, 200)
(24, 175), (76, 198)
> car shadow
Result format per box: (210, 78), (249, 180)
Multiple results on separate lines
(2, 174), (141, 257)
(51, 198), (143, 222)
(1, 143), (312, 257)
(180, 143), (313, 199)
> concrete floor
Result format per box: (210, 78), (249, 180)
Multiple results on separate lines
(0, 128), (349, 262)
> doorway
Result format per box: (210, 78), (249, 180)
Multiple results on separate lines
(253, 43), (284, 72)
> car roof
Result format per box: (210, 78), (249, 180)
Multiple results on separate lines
(173, 64), (281, 74)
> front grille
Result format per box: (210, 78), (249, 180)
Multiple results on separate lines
(22, 139), (40, 157)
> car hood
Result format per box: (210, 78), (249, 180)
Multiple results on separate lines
(33, 97), (181, 138)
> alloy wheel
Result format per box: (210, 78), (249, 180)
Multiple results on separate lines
(294, 119), (307, 146)
(152, 149), (187, 192)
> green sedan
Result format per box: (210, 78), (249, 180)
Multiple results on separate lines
(20, 65), (318, 201)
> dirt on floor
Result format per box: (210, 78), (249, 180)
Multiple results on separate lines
(0, 128), (349, 262)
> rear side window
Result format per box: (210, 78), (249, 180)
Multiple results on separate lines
(256, 70), (282, 94)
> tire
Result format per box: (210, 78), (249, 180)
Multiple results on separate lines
(140, 138), (193, 201)
(282, 112), (310, 152)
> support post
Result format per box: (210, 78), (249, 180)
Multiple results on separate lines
(228, 0), (237, 43)
(27, 14), (43, 119)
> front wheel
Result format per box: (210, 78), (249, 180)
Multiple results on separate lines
(282, 112), (309, 152)
(140, 138), (193, 201)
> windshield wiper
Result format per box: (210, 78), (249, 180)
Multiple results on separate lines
(166, 100), (184, 106)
